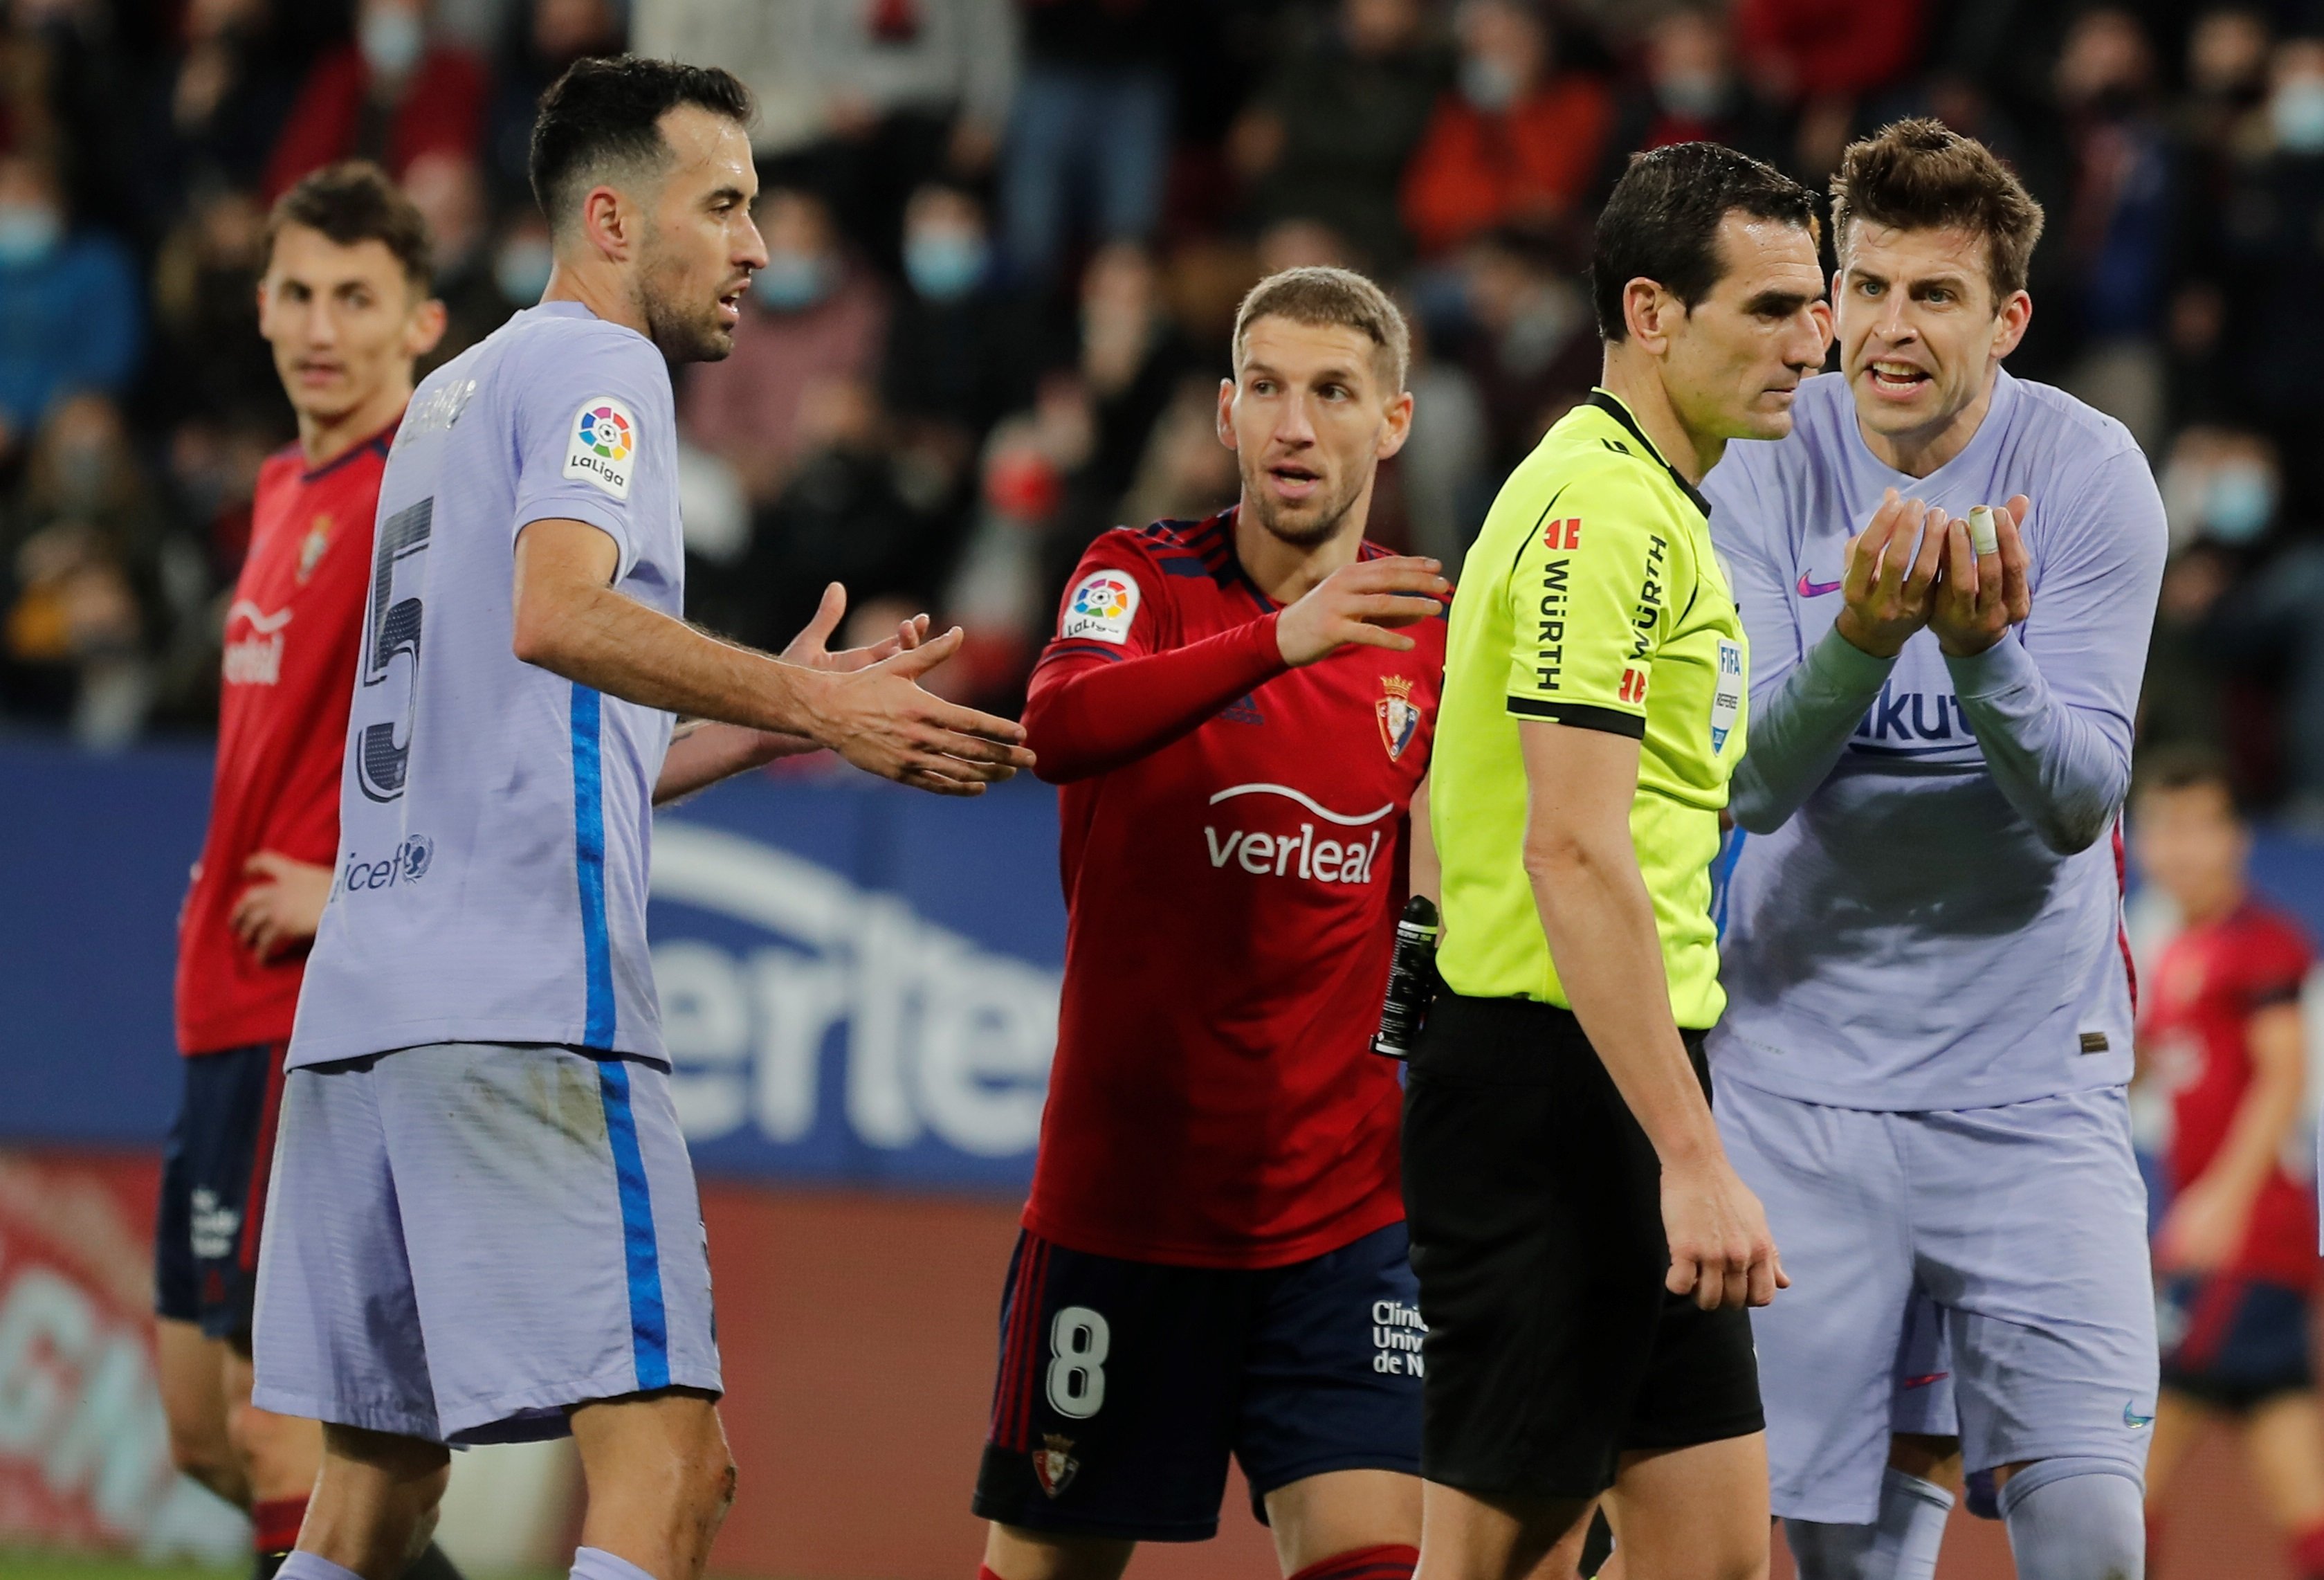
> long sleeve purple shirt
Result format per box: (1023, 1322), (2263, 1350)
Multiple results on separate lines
(1702, 369), (2166, 1110)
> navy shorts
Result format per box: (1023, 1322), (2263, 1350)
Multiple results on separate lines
(973, 1221), (1424, 1542)
(154, 1042), (287, 1341)
(2159, 1273), (2314, 1412)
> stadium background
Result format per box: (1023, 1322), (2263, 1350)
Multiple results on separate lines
(0, 0), (2317, 1573)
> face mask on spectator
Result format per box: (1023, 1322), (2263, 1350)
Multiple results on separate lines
(905, 230), (988, 302)
(1654, 69), (1726, 120)
(54, 441), (108, 510)
(0, 201), (60, 268)
(494, 235), (553, 305)
(753, 249), (832, 311)
(2273, 80), (2324, 152)
(360, 7), (426, 80)
(1460, 56), (1524, 113)
(2204, 461), (2276, 543)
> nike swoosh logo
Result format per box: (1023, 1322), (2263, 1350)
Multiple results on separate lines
(1796, 570), (1842, 598)
(1903, 1372), (1949, 1390)
(2124, 1401), (2154, 1428)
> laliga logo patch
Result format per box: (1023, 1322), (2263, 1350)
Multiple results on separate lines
(1061, 569), (1139, 644)
(1033, 1433), (1079, 1497)
(564, 395), (637, 500)
(1377, 674), (1420, 760)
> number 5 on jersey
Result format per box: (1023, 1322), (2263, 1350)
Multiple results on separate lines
(357, 498), (432, 801)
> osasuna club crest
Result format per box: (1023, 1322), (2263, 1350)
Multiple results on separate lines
(1378, 674), (1420, 761)
(1033, 1433), (1079, 1497)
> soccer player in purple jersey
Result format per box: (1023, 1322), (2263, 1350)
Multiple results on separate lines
(1703, 120), (2167, 1580)
(251, 57), (1033, 1580)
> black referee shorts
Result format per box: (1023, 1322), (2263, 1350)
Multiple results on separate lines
(1402, 992), (1763, 1500)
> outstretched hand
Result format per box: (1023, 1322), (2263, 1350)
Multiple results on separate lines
(1275, 556), (1449, 668)
(1928, 494), (2033, 656)
(811, 625), (1038, 795)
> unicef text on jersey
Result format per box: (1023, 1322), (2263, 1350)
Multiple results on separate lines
(646, 778), (1067, 1190)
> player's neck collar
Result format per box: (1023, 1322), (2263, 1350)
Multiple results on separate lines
(1586, 388), (1712, 519)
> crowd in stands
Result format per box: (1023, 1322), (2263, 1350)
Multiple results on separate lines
(2, 0), (2319, 817)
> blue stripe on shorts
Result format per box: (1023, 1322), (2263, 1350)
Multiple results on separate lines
(569, 683), (616, 1048)
(596, 1057), (670, 1390)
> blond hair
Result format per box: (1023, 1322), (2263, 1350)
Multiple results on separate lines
(1231, 266), (1411, 392)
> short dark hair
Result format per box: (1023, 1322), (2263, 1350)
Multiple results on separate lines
(2134, 743), (2240, 812)
(1233, 265), (1411, 391)
(267, 161), (432, 290)
(529, 55), (754, 233)
(1831, 118), (2046, 302)
(1592, 142), (1820, 342)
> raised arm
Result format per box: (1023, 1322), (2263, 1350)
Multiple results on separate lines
(1934, 457), (2167, 854)
(1022, 553), (1446, 783)
(512, 518), (1032, 798)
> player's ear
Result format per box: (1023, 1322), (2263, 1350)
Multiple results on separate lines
(1216, 376), (1238, 451)
(1623, 278), (1673, 354)
(1375, 388), (1414, 461)
(1991, 289), (2031, 361)
(407, 296), (449, 360)
(581, 184), (629, 261)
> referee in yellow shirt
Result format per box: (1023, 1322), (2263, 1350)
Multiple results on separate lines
(1409, 143), (1833, 1579)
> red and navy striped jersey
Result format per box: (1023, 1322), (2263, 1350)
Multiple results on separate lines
(176, 425), (393, 1054)
(2142, 899), (2318, 1288)
(1023, 509), (1445, 1268)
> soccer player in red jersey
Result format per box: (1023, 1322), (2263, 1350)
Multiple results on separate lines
(2134, 749), (2324, 1580)
(156, 163), (458, 1580)
(971, 266), (1461, 1580)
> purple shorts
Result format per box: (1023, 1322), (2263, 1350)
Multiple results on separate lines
(1717, 1078), (2157, 1524)
(250, 1042), (721, 1445)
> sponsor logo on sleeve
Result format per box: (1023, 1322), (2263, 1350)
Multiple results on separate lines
(564, 395), (638, 500)
(1061, 570), (1139, 644)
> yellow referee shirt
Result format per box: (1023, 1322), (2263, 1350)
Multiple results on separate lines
(1431, 389), (1748, 1028)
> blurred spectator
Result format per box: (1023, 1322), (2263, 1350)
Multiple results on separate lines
(1452, 226), (1597, 472)
(722, 376), (946, 654)
(491, 211), (553, 310)
(2044, 8), (2178, 451)
(949, 370), (1097, 703)
(1000, 0), (1173, 287)
(1733, 0), (1925, 176)
(632, 0), (1016, 267)
(1077, 242), (1196, 512)
(1400, 0), (1613, 258)
(1228, 0), (1445, 271)
(2179, 8), (2271, 171)
(147, 187), (280, 430)
(264, 0), (487, 199)
(1117, 374), (1238, 531)
(2213, 36), (2324, 481)
(482, 0), (623, 206)
(1400, 315), (1490, 565)
(0, 151), (139, 456)
(399, 150), (511, 368)
(2159, 424), (2279, 556)
(137, 0), (304, 231)
(882, 182), (1045, 460)
(0, 394), (180, 746)
(1595, 5), (1785, 196)
(679, 188), (889, 507)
